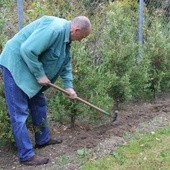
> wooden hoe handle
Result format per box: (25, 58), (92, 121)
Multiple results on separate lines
(48, 83), (111, 116)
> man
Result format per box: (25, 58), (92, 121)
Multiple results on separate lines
(0, 15), (91, 166)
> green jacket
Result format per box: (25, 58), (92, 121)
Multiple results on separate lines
(0, 16), (73, 98)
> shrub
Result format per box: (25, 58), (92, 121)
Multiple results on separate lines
(0, 96), (14, 146)
(100, 2), (138, 107)
(143, 16), (170, 97)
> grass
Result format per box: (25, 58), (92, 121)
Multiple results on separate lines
(80, 124), (170, 170)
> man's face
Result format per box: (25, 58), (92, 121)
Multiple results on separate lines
(70, 29), (90, 41)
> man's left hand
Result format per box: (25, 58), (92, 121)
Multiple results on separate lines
(65, 88), (77, 99)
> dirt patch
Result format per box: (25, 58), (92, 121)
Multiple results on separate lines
(0, 94), (170, 170)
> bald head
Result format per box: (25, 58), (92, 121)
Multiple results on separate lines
(70, 16), (91, 41)
(71, 16), (91, 31)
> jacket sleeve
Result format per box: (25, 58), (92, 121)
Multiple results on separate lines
(60, 52), (73, 89)
(20, 27), (59, 80)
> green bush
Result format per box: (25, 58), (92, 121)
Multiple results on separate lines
(130, 59), (152, 100)
(100, 2), (138, 107)
(143, 16), (170, 97)
(0, 96), (14, 146)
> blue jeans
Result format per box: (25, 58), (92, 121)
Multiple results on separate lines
(1, 66), (50, 161)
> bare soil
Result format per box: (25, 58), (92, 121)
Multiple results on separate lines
(0, 93), (170, 170)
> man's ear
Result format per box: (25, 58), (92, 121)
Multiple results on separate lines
(75, 29), (79, 33)
(74, 26), (81, 32)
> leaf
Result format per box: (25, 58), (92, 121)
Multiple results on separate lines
(77, 148), (90, 156)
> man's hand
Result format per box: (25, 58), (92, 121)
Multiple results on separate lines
(37, 75), (51, 86)
(65, 88), (77, 99)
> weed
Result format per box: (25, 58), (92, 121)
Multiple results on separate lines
(57, 154), (70, 165)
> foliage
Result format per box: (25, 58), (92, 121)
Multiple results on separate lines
(57, 154), (70, 165)
(143, 15), (170, 98)
(0, 96), (14, 146)
(0, 81), (13, 145)
(0, 8), (5, 52)
(48, 92), (81, 128)
(129, 58), (152, 100)
(77, 148), (91, 157)
(144, 0), (170, 23)
(100, 2), (138, 108)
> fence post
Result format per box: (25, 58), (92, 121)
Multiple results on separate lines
(17, 0), (24, 30)
(138, 0), (144, 62)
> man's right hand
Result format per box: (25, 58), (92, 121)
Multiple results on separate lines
(37, 75), (50, 86)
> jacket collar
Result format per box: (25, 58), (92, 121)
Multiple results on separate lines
(64, 21), (71, 43)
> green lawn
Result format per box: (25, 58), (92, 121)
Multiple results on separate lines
(80, 124), (170, 170)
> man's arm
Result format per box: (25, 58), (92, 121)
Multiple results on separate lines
(60, 55), (77, 99)
(20, 27), (58, 85)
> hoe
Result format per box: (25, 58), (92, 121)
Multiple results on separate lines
(48, 83), (118, 122)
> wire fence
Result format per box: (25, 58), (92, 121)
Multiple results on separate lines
(1, 0), (170, 61)
(138, 0), (170, 59)
(144, 0), (170, 25)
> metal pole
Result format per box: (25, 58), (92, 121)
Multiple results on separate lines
(17, 0), (24, 30)
(138, 0), (144, 62)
